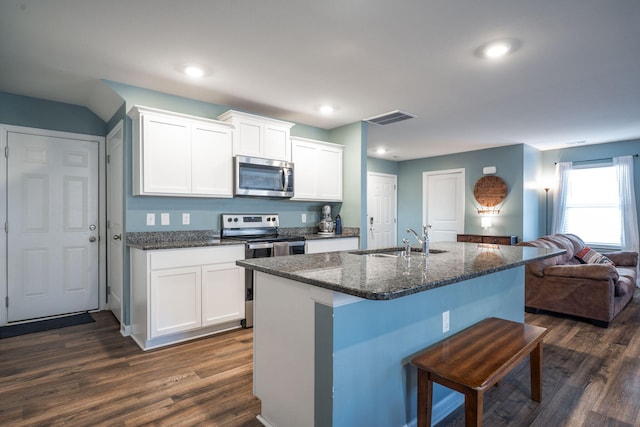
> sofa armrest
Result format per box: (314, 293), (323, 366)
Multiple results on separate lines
(605, 251), (638, 267)
(543, 264), (619, 281)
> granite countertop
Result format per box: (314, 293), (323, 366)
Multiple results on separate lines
(236, 242), (565, 300)
(126, 228), (360, 250)
(126, 230), (242, 250)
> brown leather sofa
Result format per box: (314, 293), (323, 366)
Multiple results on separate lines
(518, 233), (637, 327)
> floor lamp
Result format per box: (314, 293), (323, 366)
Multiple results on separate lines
(544, 187), (550, 235)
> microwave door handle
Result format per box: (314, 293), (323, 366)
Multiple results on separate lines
(282, 168), (288, 192)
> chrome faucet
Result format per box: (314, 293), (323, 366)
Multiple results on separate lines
(402, 238), (411, 257)
(406, 225), (431, 255)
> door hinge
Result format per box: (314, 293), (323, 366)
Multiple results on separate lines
(4, 222), (7, 233)
(106, 154), (110, 164)
(107, 285), (111, 296)
(5, 296), (8, 308)
(4, 146), (8, 158)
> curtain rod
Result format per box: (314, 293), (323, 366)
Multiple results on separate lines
(554, 153), (638, 165)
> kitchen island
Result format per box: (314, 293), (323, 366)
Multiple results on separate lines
(237, 242), (563, 427)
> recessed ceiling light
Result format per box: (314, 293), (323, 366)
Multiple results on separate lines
(376, 148), (387, 155)
(319, 105), (335, 114)
(184, 65), (205, 77)
(475, 38), (521, 59)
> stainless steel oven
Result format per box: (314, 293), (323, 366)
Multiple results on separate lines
(221, 214), (305, 327)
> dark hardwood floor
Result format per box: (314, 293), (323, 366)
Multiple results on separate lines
(1, 290), (639, 426)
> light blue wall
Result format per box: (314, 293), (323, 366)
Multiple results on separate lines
(523, 144), (543, 241)
(397, 145), (526, 243)
(321, 267), (525, 426)
(541, 139), (640, 236)
(0, 92), (106, 135)
(367, 156), (399, 175)
(329, 121), (367, 247)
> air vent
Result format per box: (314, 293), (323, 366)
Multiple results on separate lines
(363, 110), (416, 125)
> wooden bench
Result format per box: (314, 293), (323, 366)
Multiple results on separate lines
(410, 317), (548, 427)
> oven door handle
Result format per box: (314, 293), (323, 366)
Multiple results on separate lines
(247, 242), (274, 250)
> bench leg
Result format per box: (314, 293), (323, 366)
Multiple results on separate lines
(530, 342), (543, 402)
(464, 388), (483, 427)
(417, 371), (432, 427)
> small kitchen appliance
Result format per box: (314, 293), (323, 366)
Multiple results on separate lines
(221, 213), (305, 327)
(234, 155), (294, 198)
(318, 204), (335, 235)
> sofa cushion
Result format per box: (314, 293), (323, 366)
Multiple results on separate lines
(575, 247), (615, 266)
(541, 234), (580, 262)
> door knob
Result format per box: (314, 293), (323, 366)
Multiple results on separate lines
(113, 234), (122, 240)
(89, 224), (96, 231)
(89, 236), (97, 242)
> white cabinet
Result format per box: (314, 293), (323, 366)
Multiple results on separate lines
(131, 245), (245, 350)
(291, 137), (344, 201)
(218, 110), (294, 161)
(150, 266), (201, 338)
(306, 237), (359, 254)
(129, 106), (234, 197)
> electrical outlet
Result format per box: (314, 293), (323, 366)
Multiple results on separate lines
(146, 213), (155, 226)
(442, 310), (450, 333)
(301, 213), (307, 223)
(182, 213), (190, 225)
(161, 213), (170, 225)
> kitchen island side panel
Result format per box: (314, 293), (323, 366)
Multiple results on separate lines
(330, 267), (524, 426)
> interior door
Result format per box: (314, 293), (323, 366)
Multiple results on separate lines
(423, 169), (465, 242)
(7, 131), (99, 321)
(107, 122), (124, 323)
(367, 172), (397, 249)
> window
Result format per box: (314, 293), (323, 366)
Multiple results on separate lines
(560, 164), (621, 247)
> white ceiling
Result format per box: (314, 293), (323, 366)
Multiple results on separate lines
(1, 0), (639, 160)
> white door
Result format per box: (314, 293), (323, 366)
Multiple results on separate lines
(367, 172), (397, 249)
(7, 132), (100, 321)
(107, 122), (124, 323)
(423, 169), (465, 242)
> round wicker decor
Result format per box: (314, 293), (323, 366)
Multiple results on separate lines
(473, 176), (507, 207)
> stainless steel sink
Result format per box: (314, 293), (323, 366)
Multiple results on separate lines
(350, 247), (447, 257)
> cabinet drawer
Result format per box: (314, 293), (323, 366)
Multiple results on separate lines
(457, 234), (482, 243)
(482, 236), (517, 245)
(150, 245), (244, 270)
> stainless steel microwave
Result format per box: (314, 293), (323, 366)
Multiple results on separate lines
(234, 155), (294, 198)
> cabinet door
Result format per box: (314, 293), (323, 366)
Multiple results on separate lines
(142, 114), (191, 194)
(192, 124), (233, 197)
(291, 141), (318, 199)
(263, 124), (290, 161)
(201, 262), (245, 327)
(150, 267), (202, 338)
(234, 118), (263, 157)
(292, 138), (343, 201)
(306, 237), (359, 254)
(315, 146), (342, 201)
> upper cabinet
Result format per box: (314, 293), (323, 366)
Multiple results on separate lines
(218, 110), (294, 161)
(128, 106), (234, 198)
(291, 137), (344, 202)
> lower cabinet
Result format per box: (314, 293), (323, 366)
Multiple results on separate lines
(131, 245), (245, 350)
(306, 237), (359, 254)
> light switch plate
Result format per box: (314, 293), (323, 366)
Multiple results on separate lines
(182, 213), (190, 225)
(146, 213), (155, 226)
(301, 213), (307, 223)
(161, 213), (170, 226)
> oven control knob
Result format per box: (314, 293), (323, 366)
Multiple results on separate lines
(233, 217), (238, 222)
(227, 218), (232, 222)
